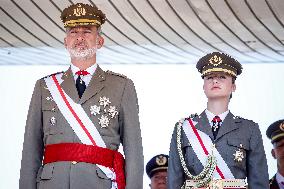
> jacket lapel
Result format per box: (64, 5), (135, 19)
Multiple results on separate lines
(215, 111), (239, 141)
(193, 111), (214, 140)
(61, 67), (80, 103)
(79, 66), (105, 104)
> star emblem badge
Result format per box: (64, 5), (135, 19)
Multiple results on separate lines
(233, 144), (245, 163)
(90, 105), (100, 116)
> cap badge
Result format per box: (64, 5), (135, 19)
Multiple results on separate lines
(73, 4), (86, 17)
(233, 144), (245, 163)
(209, 55), (223, 66)
(280, 122), (284, 131)
(156, 155), (167, 166)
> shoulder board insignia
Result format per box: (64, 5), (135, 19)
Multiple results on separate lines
(106, 70), (127, 78)
(189, 113), (198, 119)
(234, 116), (256, 123)
(42, 71), (64, 79)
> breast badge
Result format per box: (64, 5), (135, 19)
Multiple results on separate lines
(50, 116), (56, 126)
(90, 105), (100, 116)
(90, 96), (118, 128)
(233, 144), (245, 163)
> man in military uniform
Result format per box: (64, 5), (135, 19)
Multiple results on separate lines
(19, 3), (143, 189)
(146, 154), (168, 189)
(167, 52), (269, 189)
(266, 119), (284, 189)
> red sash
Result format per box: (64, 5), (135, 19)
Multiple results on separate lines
(43, 143), (125, 189)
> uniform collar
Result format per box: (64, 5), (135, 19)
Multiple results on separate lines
(71, 63), (97, 76)
(205, 109), (229, 122)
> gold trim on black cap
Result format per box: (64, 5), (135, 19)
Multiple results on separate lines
(272, 133), (284, 143)
(266, 120), (284, 144)
(61, 3), (106, 28)
(149, 167), (168, 176)
(64, 19), (101, 27)
(202, 68), (237, 77)
(196, 52), (242, 78)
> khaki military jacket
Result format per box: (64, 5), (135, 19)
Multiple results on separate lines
(167, 111), (269, 189)
(19, 66), (144, 189)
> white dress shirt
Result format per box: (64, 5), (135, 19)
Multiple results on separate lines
(71, 64), (97, 87)
(205, 109), (229, 127)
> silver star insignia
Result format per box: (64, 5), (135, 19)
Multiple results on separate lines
(50, 116), (56, 126)
(108, 106), (118, 118)
(233, 144), (245, 163)
(46, 97), (53, 101)
(90, 105), (100, 116)
(98, 115), (109, 128)
(99, 96), (111, 107)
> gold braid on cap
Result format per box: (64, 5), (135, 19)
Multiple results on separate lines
(272, 133), (284, 142)
(64, 19), (101, 27)
(202, 68), (237, 77)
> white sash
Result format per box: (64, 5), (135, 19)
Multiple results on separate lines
(44, 74), (117, 188)
(182, 118), (234, 179)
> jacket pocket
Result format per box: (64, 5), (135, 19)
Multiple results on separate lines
(37, 164), (54, 181)
(96, 166), (112, 180)
(41, 164), (54, 180)
(36, 167), (43, 182)
(226, 138), (249, 171)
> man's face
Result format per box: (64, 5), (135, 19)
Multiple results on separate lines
(150, 171), (167, 189)
(203, 72), (236, 100)
(272, 138), (284, 168)
(64, 26), (104, 60)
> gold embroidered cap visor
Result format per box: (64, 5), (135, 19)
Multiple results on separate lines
(266, 119), (284, 144)
(61, 3), (106, 28)
(196, 52), (243, 78)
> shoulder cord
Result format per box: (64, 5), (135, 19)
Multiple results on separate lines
(176, 118), (217, 188)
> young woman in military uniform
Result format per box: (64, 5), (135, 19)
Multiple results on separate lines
(167, 52), (269, 189)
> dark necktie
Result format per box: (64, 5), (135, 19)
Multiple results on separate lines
(212, 116), (222, 140)
(75, 70), (89, 98)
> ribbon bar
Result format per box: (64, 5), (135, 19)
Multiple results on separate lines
(183, 179), (247, 189)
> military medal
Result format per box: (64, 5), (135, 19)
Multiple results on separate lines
(98, 115), (109, 128)
(233, 144), (244, 163)
(90, 105), (100, 116)
(108, 106), (118, 118)
(90, 96), (118, 128)
(99, 96), (111, 107)
(50, 116), (56, 126)
(46, 96), (53, 101)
